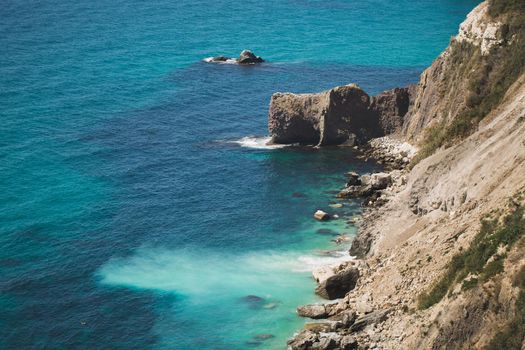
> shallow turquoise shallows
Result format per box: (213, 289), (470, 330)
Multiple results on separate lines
(1, 0), (479, 349)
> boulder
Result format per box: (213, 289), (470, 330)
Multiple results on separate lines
(297, 304), (328, 319)
(268, 84), (412, 146)
(315, 267), (360, 300)
(237, 50), (264, 64)
(311, 337), (338, 350)
(346, 172), (361, 186)
(337, 185), (373, 198)
(304, 322), (334, 333)
(369, 172), (392, 190)
(349, 310), (388, 332)
(287, 330), (318, 350)
(314, 210), (330, 221)
(313, 265), (337, 283)
(340, 335), (358, 350)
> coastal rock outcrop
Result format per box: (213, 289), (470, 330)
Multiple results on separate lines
(268, 84), (412, 146)
(297, 304), (329, 319)
(205, 50), (264, 64)
(315, 266), (360, 300)
(237, 50), (264, 64)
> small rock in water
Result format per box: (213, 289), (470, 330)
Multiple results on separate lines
(314, 210), (330, 221)
(329, 203), (344, 208)
(332, 235), (350, 244)
(238, 50), (264, 64)
(205, 50), (264, 65)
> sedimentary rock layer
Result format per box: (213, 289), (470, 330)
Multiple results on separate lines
(268, 84), (412, 146)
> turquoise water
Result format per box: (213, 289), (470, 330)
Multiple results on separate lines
(1, 0), (479, 349)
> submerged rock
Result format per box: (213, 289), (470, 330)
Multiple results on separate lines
(292, 192), (307, 198)
(316, 228), (337, 235)
(242, 295), (265, 309)
(246, 334), (275, 347)
(315, 267), (360, 300)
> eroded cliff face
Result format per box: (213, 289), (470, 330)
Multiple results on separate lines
(286, 1), (525, 349)
(268, 84), (412, 146)
(401, 1), (506, 141)
(340, 72), (525, 350)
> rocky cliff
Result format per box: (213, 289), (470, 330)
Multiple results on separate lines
(285, 1), (525, 349)
(268, 84), (412, 146)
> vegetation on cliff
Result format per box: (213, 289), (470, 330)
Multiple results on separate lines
(418, 202), (525, 310)
(486, 264), (525, 350)
(412, 0), (525, 165)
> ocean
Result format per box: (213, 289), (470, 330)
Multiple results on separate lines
(1, 0), (479, 349)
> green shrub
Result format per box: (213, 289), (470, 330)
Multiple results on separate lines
(418, 205), (524, 309)
(486, 265), (525, 350)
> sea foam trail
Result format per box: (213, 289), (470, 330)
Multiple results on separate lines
(225, 136), (289, 149)
(97, 247), (351, 298)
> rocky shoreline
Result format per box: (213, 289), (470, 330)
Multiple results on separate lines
(260, 2), (525, 348)
(288, 137), (415, 350)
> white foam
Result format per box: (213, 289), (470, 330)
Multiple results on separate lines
(203, 57), (238, 64)
(295, 250), (354, 272)
(97, 247), (352, 298)
(227, 136), (289, 149)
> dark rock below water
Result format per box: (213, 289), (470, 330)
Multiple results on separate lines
(253, 334), (274, 341)
(292, 192), (307, 198)
(242, 295), (265, 309)
(246, 333), (275, 346)
(316, 228), (338, 236)
(315, 267), (360, 300)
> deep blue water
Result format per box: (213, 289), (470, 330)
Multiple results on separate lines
(1, 0), (479, 349)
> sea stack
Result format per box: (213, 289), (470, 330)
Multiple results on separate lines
(268, 84), (412, 146)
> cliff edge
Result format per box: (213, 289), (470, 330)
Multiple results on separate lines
(285, 1), (525, 349)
